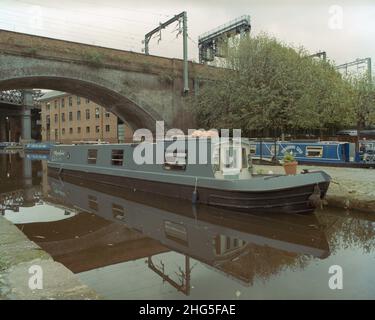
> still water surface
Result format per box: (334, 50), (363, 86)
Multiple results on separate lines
(1, 152), (375, 299)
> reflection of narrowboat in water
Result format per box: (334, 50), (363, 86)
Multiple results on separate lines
(44, 176), (330, 274)
(48, 138), (331, 214)
(251, 140), (375, 166)
(24, 142), (54, 153)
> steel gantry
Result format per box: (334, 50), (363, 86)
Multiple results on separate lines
(336, 57), (372, 83)
(198, 15), (251, 64)
(144, 11), (189, 94)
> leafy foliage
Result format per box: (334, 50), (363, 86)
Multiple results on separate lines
(192, 34), (374, 136)
(81, 50), (104, 68)
(283, 152), (295, 163)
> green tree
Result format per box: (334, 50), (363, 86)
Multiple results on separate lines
(193, 34), (357, 137)
(347, 75), (375, 131)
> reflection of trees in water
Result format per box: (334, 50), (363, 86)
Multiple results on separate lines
(216, 244), (312, 285)
(316, 211), (375, 254)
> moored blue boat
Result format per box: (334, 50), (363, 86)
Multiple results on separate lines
(251, 140), (375, 165)
(24, 142), (54, 153)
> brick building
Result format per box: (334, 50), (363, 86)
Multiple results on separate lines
(39, 91), (131, 144)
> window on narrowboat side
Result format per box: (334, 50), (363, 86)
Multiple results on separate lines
(164, 149), (187, 171)
(112, 204), (125, 220)
(164, 221), (188, 246)
(306, 146), (323, 158)
(88, 195), (98, 211)
(111, 149), (124, 166)
(87, 149), (98, 164)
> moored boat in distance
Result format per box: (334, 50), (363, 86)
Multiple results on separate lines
(250, 140), (375, 167)
(24, 142), (54, 153)
(48, 137), (331, 214)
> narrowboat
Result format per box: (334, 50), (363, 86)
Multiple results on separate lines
(25, 153), (50, 161)
(48, 138), (331, 214)
(251, 140), (375, 166)
(24, 142), (54, 153)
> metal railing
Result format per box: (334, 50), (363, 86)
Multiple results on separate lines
(0, 89), (42, 107)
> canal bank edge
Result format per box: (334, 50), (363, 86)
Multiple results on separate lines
(0, 216), (99, 300)
(256, 165), (375, 213)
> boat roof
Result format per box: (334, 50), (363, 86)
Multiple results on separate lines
(56, 137), (252, 147)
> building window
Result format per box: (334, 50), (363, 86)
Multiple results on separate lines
(85, 109), (90, 120)
(69, 112), (73, 121)
(61, 113), (65, 122)
(77, 127), (81, 134)
(105, 112), (110, 118)
(87, 149), (98, 164)
(77, 96), (81, 105)
(105, 125), (110, 132)
(62, 128), (65, 135)
(111, 149), (124, 166)
(61, 98), (65, 108)
(68, 97), (72, 106)
(95, 126), (100, 133)
(69, 128), (73, 134)
(77, 110), (81, 121)
(46, 115), (50, 125)
(95, 107), (100, 119)
(54, 114), (58, 123)
(86, 98), (90, 104)
(86, 126), (90, 133)
(54, 100), (58, 109)
(46, 102), (50, 111)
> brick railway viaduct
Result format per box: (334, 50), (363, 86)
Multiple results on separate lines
(0, 29), (221, 135)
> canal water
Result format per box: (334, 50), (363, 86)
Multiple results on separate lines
(1, 152), (375, 299)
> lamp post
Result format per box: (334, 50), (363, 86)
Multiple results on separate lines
(5, 116), (10, 142)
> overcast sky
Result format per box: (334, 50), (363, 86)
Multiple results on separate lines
(0, 0), (374, 69)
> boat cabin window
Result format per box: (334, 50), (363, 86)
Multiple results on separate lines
(112, 204), (125, 220)
(87, 149), (98, 164)
(306, 146), (323, 158)
(88, 195), (98, 211)
(111, 149), (124, 166)
(164, 149), (187, 171)
(164, 221), (188, 246)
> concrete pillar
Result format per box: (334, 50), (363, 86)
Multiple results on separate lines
(22, 90), (33, 141)
(22, 108), (32, 141)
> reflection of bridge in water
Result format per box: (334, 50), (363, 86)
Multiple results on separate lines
(0, 153), (46, 214)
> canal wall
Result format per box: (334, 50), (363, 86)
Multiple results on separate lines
(0, 216), (99, 300)
(255, 164), (375, 213)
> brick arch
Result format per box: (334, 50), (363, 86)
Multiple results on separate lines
(0, 61), (165, 132)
